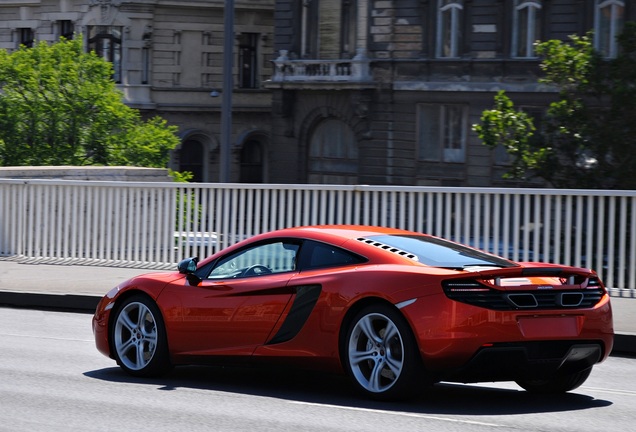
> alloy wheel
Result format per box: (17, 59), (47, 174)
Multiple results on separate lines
(114, 301), (159, 371)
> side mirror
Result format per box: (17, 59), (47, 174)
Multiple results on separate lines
(178, 257), (199, 274)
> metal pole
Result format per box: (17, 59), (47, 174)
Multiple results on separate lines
(219, 0), (234, 182)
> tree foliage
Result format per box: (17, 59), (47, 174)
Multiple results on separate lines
(474, 23), (636, 189)
(0, 37), (179, 168)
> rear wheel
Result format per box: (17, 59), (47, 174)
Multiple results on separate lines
(111, 295), (171, 377)
(343, 304), (422, 400)
(516, 367), (592, 393)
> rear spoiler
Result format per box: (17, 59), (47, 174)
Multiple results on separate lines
(446, 265), (601, 290)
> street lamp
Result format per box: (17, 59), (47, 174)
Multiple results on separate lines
(219, 0), (234, 183)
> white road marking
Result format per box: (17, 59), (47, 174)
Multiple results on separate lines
(287, 400), (503, 427)
(0, 332), (92, 343)
(581, 386), (636, 397)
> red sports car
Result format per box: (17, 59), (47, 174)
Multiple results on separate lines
(92, 225), (614, 400)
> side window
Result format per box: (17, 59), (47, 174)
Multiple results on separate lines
(208, 241), (299, 279)
(301, 241), (366, 270)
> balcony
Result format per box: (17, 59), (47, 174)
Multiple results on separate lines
(268, 49), (374, 89)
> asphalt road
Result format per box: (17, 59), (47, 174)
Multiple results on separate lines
(1, 308), (635, 432)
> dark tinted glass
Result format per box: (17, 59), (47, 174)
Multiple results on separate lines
(303, 241), (366, 269)
(369, 235), (516, 269)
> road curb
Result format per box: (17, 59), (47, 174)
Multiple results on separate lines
(613, 334), (636, 357)
(0, 291), (99, 314)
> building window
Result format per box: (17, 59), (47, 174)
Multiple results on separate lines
(179, 139), (204, 183)
(309, 118), (358, 184)
(301, 0), (319, 58)
(88, 26), (122, 83)
(341, 0), (358, 58)
(512, 1), (542, 58)
(19, 28), (34, 48)
(239, 33), (258, 89)
(418, 104), (467, 163)
(436, 0), (463, 58)
(59, 20), (74, 40)
(594, 0), (625, 58)
(240, 140), (264, 183)
(141, 46), (150, 85)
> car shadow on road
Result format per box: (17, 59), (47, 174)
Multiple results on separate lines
(84, 364), (612, 415)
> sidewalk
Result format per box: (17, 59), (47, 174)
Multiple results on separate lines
(0, 259), (634, 356)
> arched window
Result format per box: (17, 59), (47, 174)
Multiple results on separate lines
(512, 1), (542, 58)
(88, 26), (122, 83)
(594, 0), (625, 58)
(179, 139), (204, 183)
(309, 119), (358, 184)
(437, 0), (463, 58)
(240, 140), (264, 183)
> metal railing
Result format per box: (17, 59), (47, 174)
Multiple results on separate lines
(1, 179), (634, 294)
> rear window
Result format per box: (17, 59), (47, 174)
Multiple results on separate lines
(367, 235), (516, 269)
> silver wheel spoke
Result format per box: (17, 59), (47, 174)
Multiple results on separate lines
(118, 337), (135, 357)
(383, 321), (398, 343)
(120, 312), (136, 333)
(358, 316), (382, 344)
(350, 349), (376, 366)
(137, 304), (150, 326)
(143, 330), (157, 345)
(136, 343), (148, 367)
(385, 352), (403, 377)
(368, 359), (385, 392)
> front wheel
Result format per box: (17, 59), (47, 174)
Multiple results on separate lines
(343, 304), (422, 400)
(516, 367), (592, 394)
(111, 295), (171, 377)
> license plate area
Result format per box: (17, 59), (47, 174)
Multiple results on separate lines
(517, 316), (584, 338)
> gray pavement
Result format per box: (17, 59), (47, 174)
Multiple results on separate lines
(0, 259), (634, 356)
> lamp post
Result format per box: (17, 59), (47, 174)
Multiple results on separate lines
(219, 0), (234, 183)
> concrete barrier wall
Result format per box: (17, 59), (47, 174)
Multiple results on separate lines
(0, 166), (173, 182)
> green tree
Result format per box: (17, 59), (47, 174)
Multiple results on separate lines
(474, 23), (636, 189)
(0, 37), (179, 167)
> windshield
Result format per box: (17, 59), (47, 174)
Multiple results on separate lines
(368, 235), (517, 269)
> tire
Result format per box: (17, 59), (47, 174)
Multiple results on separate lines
(111, 294), (172, 377)
(516, 367), (593, 394)
(343, 303), (422, 401)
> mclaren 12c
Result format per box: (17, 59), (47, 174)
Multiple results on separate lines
(93, 225), (614, 400)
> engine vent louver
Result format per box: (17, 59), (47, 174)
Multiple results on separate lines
(442, 279), (605, 311)
(356, 237), (419, 261)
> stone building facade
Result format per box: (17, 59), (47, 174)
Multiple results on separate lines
(267, 0), (634, 186)
(0, 0), (274, 183)
(0, 1), (633, 186)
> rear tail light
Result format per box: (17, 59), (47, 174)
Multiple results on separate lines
(442, 277), (606, 311)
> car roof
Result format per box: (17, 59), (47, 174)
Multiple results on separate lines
(195, 225), (430, 268)
(269, 225), (418, 242)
